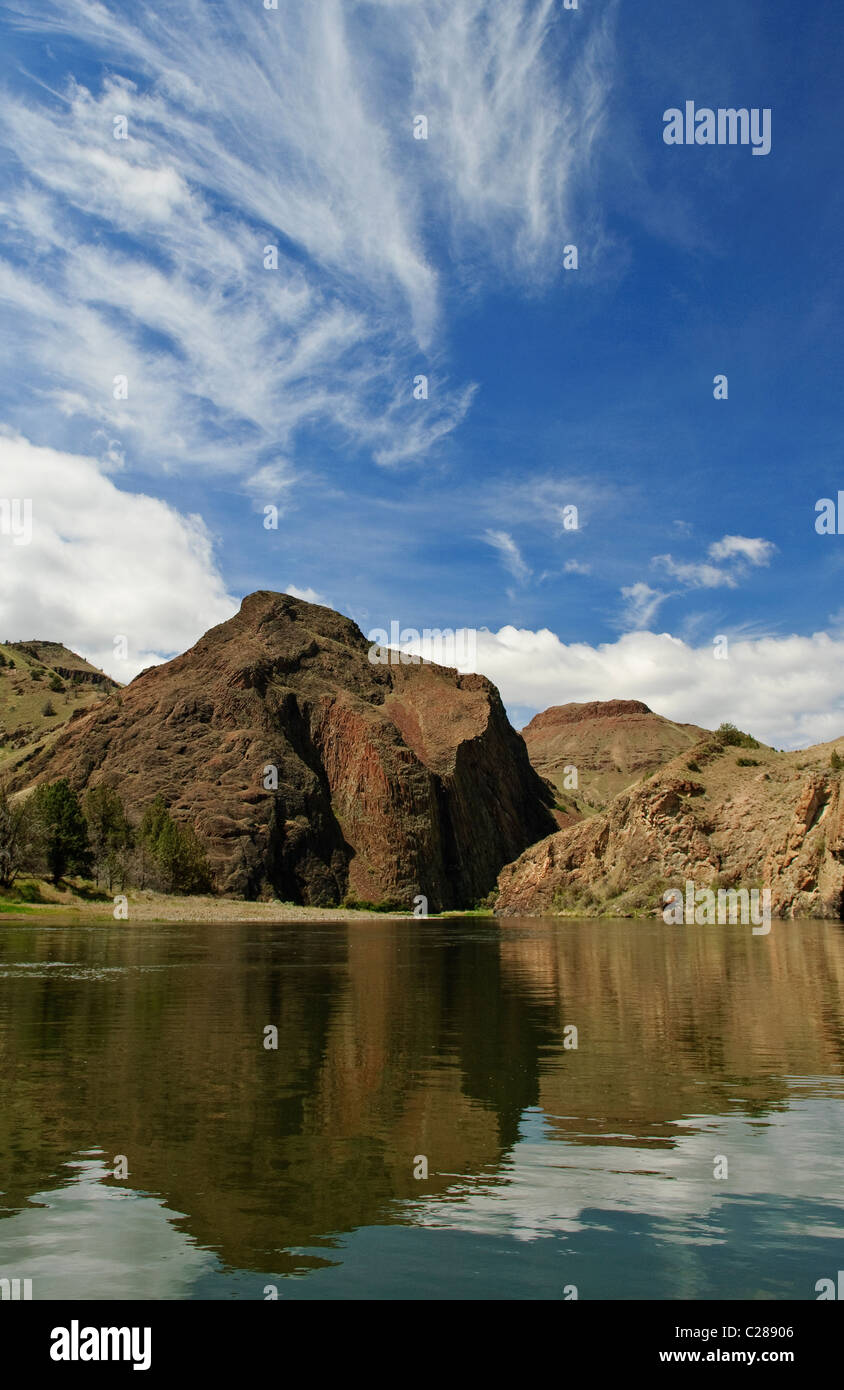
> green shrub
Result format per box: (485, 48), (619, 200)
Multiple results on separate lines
(15, 881), (48, 903)
(714, 721), (761, 750)
(342, 893), (405, 913)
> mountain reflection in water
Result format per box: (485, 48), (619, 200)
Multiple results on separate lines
(0, 917), (842, 1299)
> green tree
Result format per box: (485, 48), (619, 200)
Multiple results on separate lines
(31, 779), (92, 884)
(139, 794), (212, 894)
(831, 748), (842, 772)
(170, 824), (212, 894)
(0, 784), (40, 888)
(83, 785), (133, 891)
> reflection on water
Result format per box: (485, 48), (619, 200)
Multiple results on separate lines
(0, 917), (842, 1299)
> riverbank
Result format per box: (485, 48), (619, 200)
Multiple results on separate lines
(0, 878), (488, 923)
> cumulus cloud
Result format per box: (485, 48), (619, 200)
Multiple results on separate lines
(467, 625), (844, 750)
(0, 431), (236, 677)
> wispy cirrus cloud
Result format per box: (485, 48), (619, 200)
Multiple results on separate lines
(619, 581), (669, 629)
(484, 529), (532, 585)
(652, 555), (738, 589)
(0, 0), (613, 483)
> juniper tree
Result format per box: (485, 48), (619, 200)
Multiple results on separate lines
(31, 779), (92, 884)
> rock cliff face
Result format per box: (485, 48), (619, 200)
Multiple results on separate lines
(521, 699), (706, 813)
(15, 592), (555, 909)
(497, 735), (844, 919)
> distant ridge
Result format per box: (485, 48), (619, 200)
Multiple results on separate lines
(522, 698), (707, 814)
(0, 640), (119, 776)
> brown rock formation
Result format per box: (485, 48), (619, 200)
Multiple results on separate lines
(498, 734), (844, 919)
(14, 592), (555, 909)
(521, 698), (706, 813)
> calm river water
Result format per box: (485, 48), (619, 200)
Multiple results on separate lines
(0, 916), (842, 1299)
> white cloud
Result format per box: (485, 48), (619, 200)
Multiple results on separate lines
(284, 584), (328, 606)
(400, 0), (614, 283)
(244, 463), (298, 512)
(0, 0), (612, 479)
(619, 581), (668, 629)
(649, 534), (777, 595)
(564, 559), (591, 575)
(484, 530), (531, 584)
(467, 624), (844, 750)
(652, 554), (737, 589)
(708, 534), (776, 566)
(0, 431), (236, 678)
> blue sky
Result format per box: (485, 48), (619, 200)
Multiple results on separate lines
(1, 0), (843, 746)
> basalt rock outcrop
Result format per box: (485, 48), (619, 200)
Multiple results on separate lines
(14, 592), (555, 909)
(497, 733), (844, 919)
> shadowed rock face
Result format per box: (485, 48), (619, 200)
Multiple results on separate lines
(15, 592), (555, 910)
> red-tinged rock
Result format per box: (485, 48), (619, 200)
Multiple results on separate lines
(14, 592), (555, 910)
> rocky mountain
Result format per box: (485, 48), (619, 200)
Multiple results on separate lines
(11, 592), (556, 909)
(521, 699), (706, 815)
(0, 640), (119, 776)
(497, 729), (844, 919)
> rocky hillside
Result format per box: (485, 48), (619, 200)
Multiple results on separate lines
(497, 728), (844, 919)
(0, 641), (119, 776)
(521, 699), (706, 815)
(12, 592), (556, 909)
